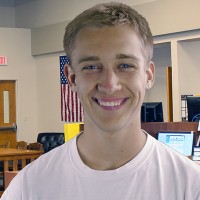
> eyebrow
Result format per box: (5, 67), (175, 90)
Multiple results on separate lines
(78, 54), (138, 64)
(78, 56), (100, 64)
(115, 53), (138, 60)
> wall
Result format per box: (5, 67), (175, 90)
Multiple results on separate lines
(31, 0), (200, 55)
(178, 39), (200, 95)
(0, 5), (15, 27)
(134, 0), (200, 36)
(1, 0), (200, 142)
(0, 28), (38, 142)
(152, 30), (200, 121)
(151, 43), (171, 122)
(14, 0), (156, 28)
(35, 52), (66, 132)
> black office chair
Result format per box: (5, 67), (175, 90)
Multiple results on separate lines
(192, 114), (200, 122)
(37, 132), (65, 153)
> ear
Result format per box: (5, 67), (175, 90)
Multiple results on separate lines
(64, 64), (77, 92)
(145, 61), (155, 89)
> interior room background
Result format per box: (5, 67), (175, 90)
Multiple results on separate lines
(0, 0), (200, 143)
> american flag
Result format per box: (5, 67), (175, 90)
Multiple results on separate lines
(60, 55), (84, 122)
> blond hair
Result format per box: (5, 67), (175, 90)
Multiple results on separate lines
(63, 2), (153, 63)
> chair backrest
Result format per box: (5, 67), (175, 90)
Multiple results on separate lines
(28, 142), (43, 151)
(0, 140), (10, 148)
(37, 132), (64, 153)
(16, 141), (27, 149)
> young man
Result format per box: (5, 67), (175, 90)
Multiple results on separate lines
(1, 2), (200, 200)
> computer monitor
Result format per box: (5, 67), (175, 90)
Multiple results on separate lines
(141, 104), (146, 123)
(141, 102), (164, 122)
(157, 131), (195, 156)
(187, 96), (200, 122)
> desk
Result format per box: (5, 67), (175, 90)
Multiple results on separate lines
(0, 148), (43, 196)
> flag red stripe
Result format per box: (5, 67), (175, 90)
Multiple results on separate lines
(60, 55), (84, 122)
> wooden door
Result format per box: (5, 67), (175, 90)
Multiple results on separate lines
(0, 80), (17, 148)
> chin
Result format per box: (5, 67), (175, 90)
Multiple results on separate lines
(96, 120), (127, 133)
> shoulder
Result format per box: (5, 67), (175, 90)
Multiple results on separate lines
(148, 133), (200, 174)
(146, 134), (200, 197)
(27, 136), (76, 171)
(1, 137), (77, 199)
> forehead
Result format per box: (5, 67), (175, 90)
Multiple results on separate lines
(71, 25), (145, 64)
(76, 24), (141, 45)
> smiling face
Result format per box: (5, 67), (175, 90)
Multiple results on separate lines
(65, 24), (154, 132)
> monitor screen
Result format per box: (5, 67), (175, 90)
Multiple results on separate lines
(157, 131), (194, 156)
(187, 96), (200, 122)
(141, 102), (164, 122)
(141, 104), (146, 123)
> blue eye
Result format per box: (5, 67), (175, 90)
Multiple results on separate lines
(118, 64), (135, 71)
(83, 65), (99, 70)
(82, 65), (101, 73)
(120, 64), (130, 68)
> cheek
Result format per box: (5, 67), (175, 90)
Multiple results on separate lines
(77, 74), (98, 89)
(128, 73), (146, 89)
(75, 77), (92, 98)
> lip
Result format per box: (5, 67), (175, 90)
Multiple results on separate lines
(92, 97), (129, 111)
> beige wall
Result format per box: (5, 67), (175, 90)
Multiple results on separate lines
(35, 53), (66, 133)
(14, 0), (157, 28)
(0, 28), (38, 142)
(31, 0), (200, 55)
(134, 0), (200, 36)
(1, 0), (200, 142)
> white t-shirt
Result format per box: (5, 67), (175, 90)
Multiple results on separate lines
(1, 133), (200, 200)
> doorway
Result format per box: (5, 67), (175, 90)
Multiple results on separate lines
(0, 80), (17, 148)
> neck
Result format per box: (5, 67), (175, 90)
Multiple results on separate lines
(77, 123), (147, 170)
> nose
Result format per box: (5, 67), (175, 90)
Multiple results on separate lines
(97, 69), (121, 94)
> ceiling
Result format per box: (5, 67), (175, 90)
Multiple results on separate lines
(0, 0), (158, 7)
(0, 0), (37, 7)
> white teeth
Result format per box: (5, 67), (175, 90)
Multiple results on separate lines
(97, 99), (121, 107)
